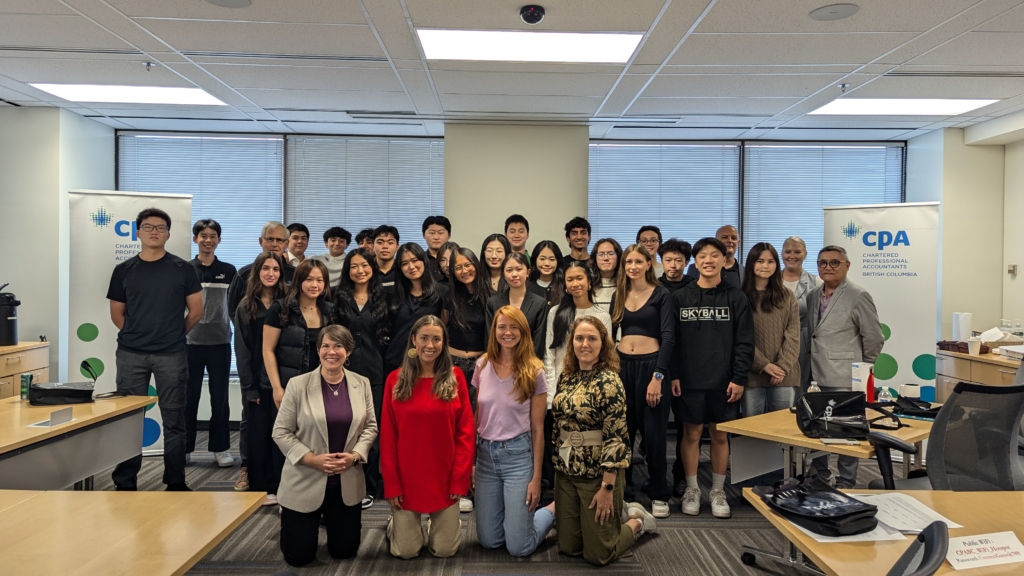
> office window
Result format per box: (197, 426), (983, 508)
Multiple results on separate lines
(285, 137), (444, 251)
(117, 133), (285, 268)
(588, 143), (740, 249)
(743, 144), (905, 260)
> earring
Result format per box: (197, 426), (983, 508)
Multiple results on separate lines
(407, 348), (418, 359)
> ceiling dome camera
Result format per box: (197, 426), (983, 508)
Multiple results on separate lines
(520, 5), (545, 25)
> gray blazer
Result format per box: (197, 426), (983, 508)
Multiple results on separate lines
(273, 367), (378, 511)
(807, 278), (884, 389)
(790, 270), (820, 390)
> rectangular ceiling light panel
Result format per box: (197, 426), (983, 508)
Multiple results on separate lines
(809, 98), (998, 116)
(29, 84), (226, 106)
(417, 29), (642, 63)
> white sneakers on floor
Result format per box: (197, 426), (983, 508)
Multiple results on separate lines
(626, 502), (657, 536)
(709, 489), (731, 519)
(681, 486), (701, 516)
(460, 497), (474, 513)
(651, 500), (670, 519)
(214, 451), (235, 468)
(262, 493), (278, 507)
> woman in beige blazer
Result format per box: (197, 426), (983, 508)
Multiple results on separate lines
(273, 324), (378, 566)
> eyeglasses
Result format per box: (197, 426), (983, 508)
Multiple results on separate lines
(817, 259), (846, 269)
(454, 264), (475, 273)
(263, 237), (288, 244)
(596, 252), (617, 259)
(140, 224), (168, 233)
(639, 239), (658, 244)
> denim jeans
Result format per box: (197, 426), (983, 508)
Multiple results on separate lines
(742, 386), (796, 417)
(112, 347), (188, 488)
(475, 431), (554, 557)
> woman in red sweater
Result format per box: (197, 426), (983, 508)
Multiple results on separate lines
(380, 314), (475, 559)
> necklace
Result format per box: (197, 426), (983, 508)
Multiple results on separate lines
(325, 376), (345, 396)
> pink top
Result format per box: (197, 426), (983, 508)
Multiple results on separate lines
(472, 359), (547, 442)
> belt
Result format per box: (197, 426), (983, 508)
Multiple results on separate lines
(557, 429), (603, 466)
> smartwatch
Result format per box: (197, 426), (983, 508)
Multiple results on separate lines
(602, 482), (614, 492)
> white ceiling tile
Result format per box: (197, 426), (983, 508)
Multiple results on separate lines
(431, 70), (619, 97)
(977, 4), (1024, 32)
(80, 115), (136, 129)
(603, 126), (748, 139)
(395, 69), (441, 114)
(135, 20), (383, 58)
(910, 32), (1024, 67)
(73, 105), (253, 119)
(643, 74), (844, 98)
(747, 127), (915, 140)
(627, 97), (802, 116)
(407, 0), (663, 32)
(697, 0), (981, 33)
(851, 74), (1024, 99)
(118, 117), (272, 132)
(670, 33), (917, 66)
(440, 93), (601, 115)
(107, 0), (367, 25)
(0, 14), (131, 50)
(630, 0), (720, 66)
(238, 88), (414, 112)
(0, 56), (193, 86)
(0, 1), (76, 15)
(201, 63), (403, 92)
(283, 121), (427, 136)
(360, 0), (425, 62)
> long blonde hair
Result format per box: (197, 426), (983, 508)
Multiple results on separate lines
(611, 244), (660, 325)
(481, 305), (543, 403)
(393, 315), (457, 402)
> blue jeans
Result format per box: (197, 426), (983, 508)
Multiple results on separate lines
(742, 386), (796, 417)
(475, 431), (554, 557)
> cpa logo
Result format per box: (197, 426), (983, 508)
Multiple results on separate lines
(840, 220), (862, 241)
(89, 207), (113, 228)
(841, 219), (910, 250)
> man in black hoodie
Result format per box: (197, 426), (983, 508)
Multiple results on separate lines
(658, 238), (692, 294)
(671, 237), (754, 519)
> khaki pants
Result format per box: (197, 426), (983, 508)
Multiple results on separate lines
(555, 469), (634, 566)
(387, 502), (462, 559)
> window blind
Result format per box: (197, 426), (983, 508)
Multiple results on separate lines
(588, 143), (740, 249)
(117, 133), (285, 269)
(743, 144), (905, 261)
(285, 136), (444, 251)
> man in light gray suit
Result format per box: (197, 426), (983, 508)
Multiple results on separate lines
(807, 245), (884, 488)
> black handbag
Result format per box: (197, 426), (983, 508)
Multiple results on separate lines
(796, 390), (869, 439)
(760, 476), (878, 537)
(28, 381), (95, 406)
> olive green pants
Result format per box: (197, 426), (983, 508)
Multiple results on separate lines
(554, 469), (634, 566)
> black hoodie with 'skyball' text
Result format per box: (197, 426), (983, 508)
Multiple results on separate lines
(672, 279), (755, 391)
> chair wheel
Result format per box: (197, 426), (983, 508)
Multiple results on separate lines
(741, 552), (756, 566)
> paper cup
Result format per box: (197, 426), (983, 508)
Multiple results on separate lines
(968, 337), (982, 356)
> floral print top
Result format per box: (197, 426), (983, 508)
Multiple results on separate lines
(551, 368), (630, 478)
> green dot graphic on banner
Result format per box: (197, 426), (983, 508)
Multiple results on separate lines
(81, 358), (104, 379)
(874, 353), (898, 380)
(912, 354), (936, 380)
(881, 323), (891, 341)
(146, 384), (157, 411)
(76, 323), (99, 342)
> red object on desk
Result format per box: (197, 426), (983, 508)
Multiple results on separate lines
(866, 369), (876, 402)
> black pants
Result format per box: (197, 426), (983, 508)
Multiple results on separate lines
(239, 401), (248, 466)
(620, 351), (671, 501)
(185, 343), (232, 453)
(281, 483), (362, 566)
(542, 409), (555, 490)
(247, 387), (283, 494)
(364, 383), (384, 498)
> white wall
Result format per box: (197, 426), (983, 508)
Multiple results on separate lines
(443, 124), (589, 253)
(1005, 141), (1024, 324)
(0, 108), (113, 379)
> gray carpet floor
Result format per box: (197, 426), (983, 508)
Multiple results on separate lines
(90, 431), (885, 576)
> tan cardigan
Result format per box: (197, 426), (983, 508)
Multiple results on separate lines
(747, 289), (801, 388)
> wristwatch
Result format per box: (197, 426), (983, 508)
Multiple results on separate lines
(653, 372), (665, 381)
(602, 482), (614, 492)
(351, 453), (361, 464)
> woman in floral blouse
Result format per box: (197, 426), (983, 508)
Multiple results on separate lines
(551, 316), (657, 566)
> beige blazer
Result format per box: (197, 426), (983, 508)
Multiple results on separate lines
(273, 367), (378, 511)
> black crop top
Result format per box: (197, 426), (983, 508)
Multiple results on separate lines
(444, 298), (487, 352)
(616, 286), (675, 376)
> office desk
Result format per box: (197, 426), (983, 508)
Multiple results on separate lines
(0, 396), (156, 490)
(717, 408), (932, 479)
(0, 490), (264, 576)
(743, 488), (1024, 576)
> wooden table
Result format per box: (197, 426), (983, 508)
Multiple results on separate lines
(717, 407), (933, 480)
(936, 350), (1021, 401)
(743, 488), (1024, 575)
(0, 396), (156, 490)
(0, 490), (264, 576)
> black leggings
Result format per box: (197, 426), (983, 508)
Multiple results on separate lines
(280, 484), (362, 566)
(247, 387), (283, 494)
(619, 351), (671, 501)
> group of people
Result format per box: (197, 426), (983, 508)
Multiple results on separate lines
(105, 208), (883, 567)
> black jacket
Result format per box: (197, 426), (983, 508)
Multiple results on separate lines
(263, 298), (333, 388)
(333, 298), (389, 390)
(485, 290), (550, 358)
(685, 260), (742, 290)
(659, 273), (692, 295)
(234, 299), (270, 401)
(227, 259), (295, 321)
(671, 280), (754, 390)
(385, 285), (447, 374)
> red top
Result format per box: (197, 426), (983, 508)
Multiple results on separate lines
(380, 367), (475, 514)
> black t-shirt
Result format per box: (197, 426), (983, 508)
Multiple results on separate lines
(561, 254), (590, 269)
(443, 297), (487, 352)
(378, 265), (397, 293)
(106, 253), (202, 354)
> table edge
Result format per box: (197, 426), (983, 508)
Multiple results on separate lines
(0, 396), (157, 455)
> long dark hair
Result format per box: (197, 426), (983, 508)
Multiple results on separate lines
(528, 239), (565, 308)
(590, 237), (623, 279)
(550, 260), (595, 350)
(394, 242), (441, 307)
(333, 248), (391, 346)
(480, 233), (512, 287)
(279, 259), (331, 325)
(240, 252), (286, 321)
(446, 247), (490, 331)
(741, 242), (787, 313)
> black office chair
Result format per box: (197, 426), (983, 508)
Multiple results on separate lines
(867, 431), (918, 490)
(885, 521), (949, 576)
(868, 378), (1024, 491)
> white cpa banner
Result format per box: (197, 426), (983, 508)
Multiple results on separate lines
(823, 202), (940, 401)
(68, 190), (192, 453)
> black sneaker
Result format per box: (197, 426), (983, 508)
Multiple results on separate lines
(361, 495), (374, 509)
(165, 483), (192, 492)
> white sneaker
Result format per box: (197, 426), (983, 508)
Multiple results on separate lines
(262, 493), (278, 507)
(651, 500), (670, 519)
(709, 488), (731, 519)
(214, 451), (235, 468)
(459, 497), (474, 513)
(681, 486), (701, 516)
(626, 502), (657, 536)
